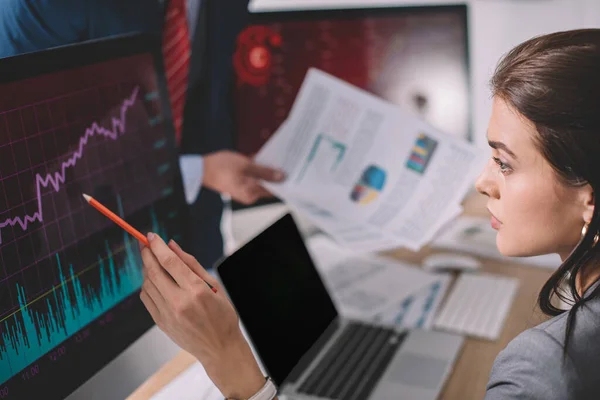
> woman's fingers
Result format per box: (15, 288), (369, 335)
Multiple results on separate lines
(142, 267), (168, 311)
(140, 245), (179, 298)
(140, 289), (161, 323)
(168, 240), (219, 287)
(146, 233), (199, 289)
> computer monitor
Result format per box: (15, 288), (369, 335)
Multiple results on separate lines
(0, 33), (187, 400)
(230, 4), (470, 209)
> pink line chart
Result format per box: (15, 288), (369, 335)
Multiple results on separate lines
(0, 86), (140, 245)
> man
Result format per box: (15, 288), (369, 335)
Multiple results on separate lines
(0, 0), (284, 268)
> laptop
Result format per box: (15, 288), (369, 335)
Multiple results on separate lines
(216, 213), (464, 400)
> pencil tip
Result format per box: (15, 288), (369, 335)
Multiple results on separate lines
(82, 193), (92, 202)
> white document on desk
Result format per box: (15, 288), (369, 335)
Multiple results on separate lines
(307, 234), (450, 329)
(256, 68), (487, 253)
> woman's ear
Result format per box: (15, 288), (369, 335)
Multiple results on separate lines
(581, 186), (595, 224)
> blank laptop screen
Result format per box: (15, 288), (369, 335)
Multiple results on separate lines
(216, 214), (338, 385)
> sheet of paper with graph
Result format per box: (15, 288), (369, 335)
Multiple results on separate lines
(256, 68), (486, 252)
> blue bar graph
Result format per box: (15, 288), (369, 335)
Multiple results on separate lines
(0, 207), (163, 383)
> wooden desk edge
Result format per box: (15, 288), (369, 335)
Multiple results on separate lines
(127, 351), (197, 400)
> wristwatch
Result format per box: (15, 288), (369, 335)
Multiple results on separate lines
(225, 377), (277, 400)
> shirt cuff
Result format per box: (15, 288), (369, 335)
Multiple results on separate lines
(179, 155), (204, 204)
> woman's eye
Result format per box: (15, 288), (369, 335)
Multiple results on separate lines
(492, 157), (511, 174)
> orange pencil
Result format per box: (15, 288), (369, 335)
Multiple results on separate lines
(83, 193), (150, 246)
(82, 193), (217, 293)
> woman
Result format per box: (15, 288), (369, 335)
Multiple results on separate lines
(139, 29), (600, 399)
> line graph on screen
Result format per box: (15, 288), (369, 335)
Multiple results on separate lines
(0, 86), (139, 245)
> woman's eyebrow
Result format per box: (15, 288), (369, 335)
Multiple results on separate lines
(488, 140), (517, 160)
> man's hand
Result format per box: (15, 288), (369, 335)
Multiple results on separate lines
(202, 150), (285, 204)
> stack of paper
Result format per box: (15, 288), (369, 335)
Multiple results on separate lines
(307, 234), (450, 330)
(255, 68), (487, 253)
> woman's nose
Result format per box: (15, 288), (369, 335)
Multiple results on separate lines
(475, 161), (498, 199)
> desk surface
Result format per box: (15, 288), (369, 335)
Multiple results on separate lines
(127, 193), (554, 400)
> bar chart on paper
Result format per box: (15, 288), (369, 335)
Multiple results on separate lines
(0, 54), (183, 398)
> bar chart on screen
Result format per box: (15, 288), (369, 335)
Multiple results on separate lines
(0, 199), (166, 384)
(0, 53), (183, 399)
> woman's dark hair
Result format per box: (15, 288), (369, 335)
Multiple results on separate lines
(490, 29), (600, 353)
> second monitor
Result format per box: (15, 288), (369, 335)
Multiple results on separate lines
(232, 4), (471, 160)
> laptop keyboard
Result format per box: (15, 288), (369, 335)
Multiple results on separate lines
(296, 321), (406, 400)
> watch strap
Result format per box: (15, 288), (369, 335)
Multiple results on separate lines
(248, 377), (277, 400)
(225, 377), (277, 400)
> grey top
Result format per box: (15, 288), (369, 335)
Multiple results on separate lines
(485, 287), (600, 400)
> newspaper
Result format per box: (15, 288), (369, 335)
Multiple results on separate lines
(256, 68), (487, 252)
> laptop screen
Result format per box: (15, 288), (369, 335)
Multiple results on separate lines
(216, 214), (338, 385)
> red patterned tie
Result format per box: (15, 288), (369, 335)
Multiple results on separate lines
(162, 0), (191, 146)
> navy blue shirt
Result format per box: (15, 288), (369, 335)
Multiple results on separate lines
(0, 0), (162, 58)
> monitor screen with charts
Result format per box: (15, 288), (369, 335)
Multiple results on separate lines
(0, 34), (187, 400)
(232, 4), (471, 159)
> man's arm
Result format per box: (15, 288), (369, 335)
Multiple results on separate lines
(0, 0), (160, 59)
(0, 0), (88, 58)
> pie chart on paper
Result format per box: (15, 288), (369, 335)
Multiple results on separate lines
(350, 165), (387, 205)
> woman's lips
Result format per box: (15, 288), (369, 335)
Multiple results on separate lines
(488, 209), (502, 230)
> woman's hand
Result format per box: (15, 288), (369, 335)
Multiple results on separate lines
(139, 233), (266, 399)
